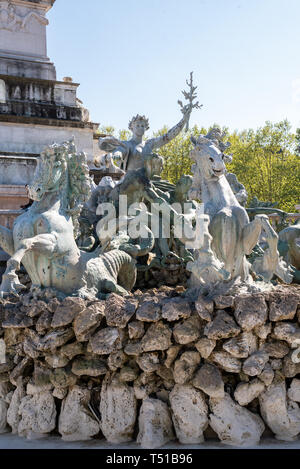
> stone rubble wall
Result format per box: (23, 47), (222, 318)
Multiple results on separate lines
(0, 285), (300, 448)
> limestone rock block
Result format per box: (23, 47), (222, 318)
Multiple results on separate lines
(234, 295), (268, 331)
(45, 353), (69, 369)
(119, 366), (138, 383)
(37, 329), (75, 352)
(137, 398), (174, 449)
(128, 321), (145, 340)
(204, 311), (240, 340)
(0, 399), (8, 434)
(9, 357), (33, 386)
(259, 380), (300, 441)
(164, 345), (181, 368)
(2, 311), (33, 328)
(26, 300), (48, 318)
(134, 372), (159, 400)
(234, 379), (265, 406)
(136, 300), (161, 322)
(141, 321), (172, 352)
(193, 363), (224, 398)
(107, 350), (128, 371)
(223, 332), (257, 358)
(50, 367), (77, 389)
(59, 386), (100, 441)
(195, 296), (214, 322)
(288, 379), (300, 402)
(71, 355), (107, 377)
(51, 297), (86, 328)
(169, 384), (208, 444)
(210, 351), (242, 373)
(173, 351), (201, 384)
(105, 294), (138, 328)
(73, 302), (105, 342)
(60, 342), (84, 360)
(124, 341), (142, 356)
(195, 338), (216, 358)
(173, 316), (201, 345)
(268, 292), (299, 322)
(262, 341), (289, 359)
(243, 351), (269, 376)
(161, 298), (191, 322)
(254, 323), (272, 340)
(136, 353), (160, 372)
(259, 363), (274, 386)
(213, 295), (234, 310)
(36, 311), (53, 334)
(100, 374), (137, 443)
(209, 393), (265, 446)
(273, 322), (300, 346)
(18, 391), (56, 439)
(7, 385), (25, 433)
(90, 327), (121, 355)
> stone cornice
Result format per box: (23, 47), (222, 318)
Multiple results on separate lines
(0, 114), (98, 129)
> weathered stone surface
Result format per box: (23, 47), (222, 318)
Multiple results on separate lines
(26, 300), (48, 318)
(195, 338), (216, 358)
(128, 321), (145, 340)
(259, 363), (274, 386)
(173, 316), (201, 345)
(137, 398), (174, 449)
(53, 388), (68, 400)
(173, 351), (201, 384)
(214, 295), (234, 310)
(234, 295), (268, 331)
(273, 322), (300, 346)
(124, 341), (142, 356)
(270, 359), (282, 370)
(254, 323), (272, 340)
(51, 297), (86, 328)
(107, 350), (127, 371)
(193, 363), (224, 398)
(3, 329), (24, 347)
(36, 311), (53, 334)
(136, 353), (160, 372)
(210, 351), (241, 373)
(288, 379), (300, 402)
(72, 356), (107, 377)
(50, 367), (77, 389)
(164, 345), (181, 368)
(169, 384), (208, 444)
(262, 341), (289, 359)
(223, 332), (257, 358)
(2, 311), (33, 329)
(18, 391), (56, 439)
(119, 366), (138, 382)
(195, 296), (214, 322)
(59, 386), (100, 441)
(209, 393), (265, 446)
(134, 372), (159, 400)
(156, 365), (174, 383)
(37, 329), (75, 352)
(161, 298), (191, 322)
(105, 294), (138, 328)
(60, 342), (84, 360)
(7, 386), (25, 433)
(282, 354), (300, 378)
(204, 311), (240, 340)
(73, 302), (105, 342)
(9, 357), (33, 386)
(136, 300), (161, 322)
(45, 353), (69, 369)
(90, 327), (121, 355)
(259, 380), (300, 441)
(243, 351), (269, 377)
(141, 321), (172, 352)
(100, 374), (137, 443)
(268, 293), (299, 322)
(234, 379), (265, 406)
(0, 398), (8, 434)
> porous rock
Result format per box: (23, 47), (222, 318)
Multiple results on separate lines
(209, 393), (265, 446)
(243, 351), (269, 377)
(234, 379), (265, 406)
(105, 294), (138, 328)
(161, 297), (191, 321)
(210, 351), (241, 373)
(7, 385), (25, 433)
(268, 292), (299, 322)
(141, 321), (172, 352)
(173, 351), (201, 384)
(195, 296), (214, 322)
(223, 332), (257, 358)
(169, 384), (208, 444)
(234, 294), (268, 331)
(18, 391), (56, 439)
(195, 338), (216, 358)
(128, 321), (145, 340)
(51, 297), (86, 328)
(73, 302), (105, 341)
(136, 300), (161, 322)
(204, 311), (240, 340)
(137, 398), (174, 449)
(71, 355), (107, 377)
(173, 316), (201, 345)
(100, 374), (137, 443)
(288, 379), (300, 402)
(193, 363), (224, 398)
(89, 327), (121, 355)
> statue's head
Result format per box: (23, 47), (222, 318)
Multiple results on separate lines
(190, 128), (232, 181)
(128, 114), (150, 139)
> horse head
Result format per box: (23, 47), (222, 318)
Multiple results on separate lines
(190, 128), (232, 182)
(28, 142), (69, 201)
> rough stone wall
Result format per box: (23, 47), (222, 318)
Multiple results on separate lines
(0, 285), (299, 447)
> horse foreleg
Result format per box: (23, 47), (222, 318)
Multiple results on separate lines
(0, 233), (58, 297)
(0, 225), (14, 257)
(242, 215), (268, 255)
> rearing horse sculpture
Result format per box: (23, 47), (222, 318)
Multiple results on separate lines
(0, 140), (137, 299)
(190, 129), (291, 284)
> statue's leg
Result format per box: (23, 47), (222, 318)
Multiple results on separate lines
(0, 225), (14, 257)
(242, 215), (267, 255)
(0, 245), (29, 297)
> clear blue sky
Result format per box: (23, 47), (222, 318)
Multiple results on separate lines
(47, 0), (300, 134)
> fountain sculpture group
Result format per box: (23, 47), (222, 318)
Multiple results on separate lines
(0, 75), (299, 448)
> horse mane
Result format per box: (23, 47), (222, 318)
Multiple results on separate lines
(41, 140), (92, 236)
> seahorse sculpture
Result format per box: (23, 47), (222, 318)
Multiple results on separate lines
(0, 140), (136, 299)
